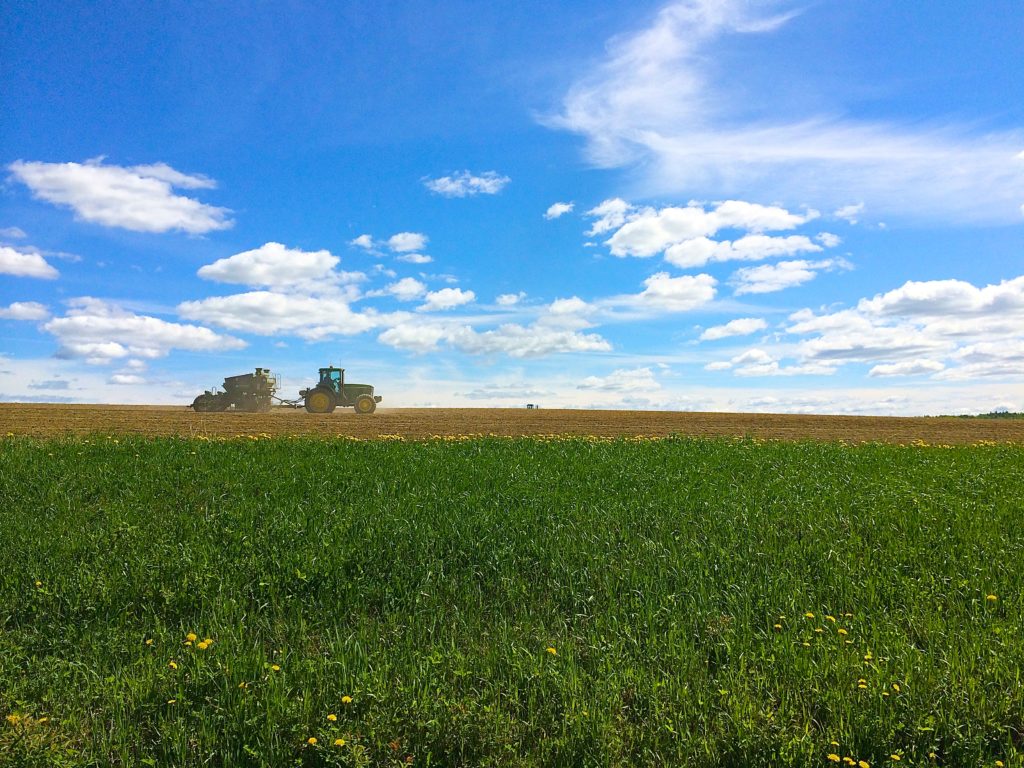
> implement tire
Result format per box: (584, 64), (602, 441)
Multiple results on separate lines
(354, 394), (377, 415)
(304, 389), (336, 414)
(192, 393), (228, 412)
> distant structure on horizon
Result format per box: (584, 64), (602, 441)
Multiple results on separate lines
(526, 403), (540, 409)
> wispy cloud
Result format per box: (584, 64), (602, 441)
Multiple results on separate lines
(549, 0), (1024, 222)
(423, 171), (510, 198)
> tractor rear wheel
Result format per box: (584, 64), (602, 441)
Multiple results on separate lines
(354, 394), (377, 414)
(304, 388), (336, 414)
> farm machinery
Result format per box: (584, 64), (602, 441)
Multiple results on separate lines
(190, 366), (382, 414)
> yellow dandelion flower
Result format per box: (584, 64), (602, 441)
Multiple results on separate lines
(341, 695), (353, 704)
(826, 615), (836, 622)
(891, 683), (900, 692)
(890, 756), (901, 762)
(196, 640), (210, 650)
(828, 755), (841, 763)
(858, 684), (867, 689)
(859, 761), (870, 768)
(844, 758), (856, 766)
(995, 762), (1004, 767)
(307, 737), (317, 745)
(167, 699), (176, 704)
(987, 595), (998, 602)
(271, 664), (281, 672)
(334, 738), (346, 747)
(838, 628), (848, 635)
(831, 742), (840, 747)
(34, 580), (42, 588)
(168, 660), (178, 670)
(203, 637), (213, 644)
(882, 691), (890, 697)
(774, 624), (783, 630)
(546, 646), (557, 655)
(238, 681), (247, 689)
(327, 713), (337, 722)
(805, 612), (815, 618)
(815, 628), (825, 633)
(184, 641), (192, 647)
(186, 633), (197, 643)
(145, 638), (154, 646)
(864, 651), (873, 660)
(802, 641), (811, 647)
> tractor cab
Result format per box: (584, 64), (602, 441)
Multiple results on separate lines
(319, 367), (345, 393)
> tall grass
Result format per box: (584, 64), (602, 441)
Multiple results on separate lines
(1, 436), (1021, 766)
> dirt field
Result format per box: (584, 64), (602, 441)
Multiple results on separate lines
(2, 403), (1022, 443)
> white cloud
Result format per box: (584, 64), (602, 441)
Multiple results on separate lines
(579, 366), (660, 392)
(665, 233), (822, 268)
(451, 324), (610, 357)
(700, 317), (767, 341)
(387, 232), (429, 252)
(869, 359), (946, 377)
(178, 291), (391, 341)
(44, 298), (245, 364)
(857, 276), (1024, 319)
(496, 291), (526, 306)
(417, 287), (476, 312)
(0, 301), (50, 320)
(396, 252), (433, 264)
(196, 242), (362, 290)
(384, 277), (427, 301)
(0, 245), (59, 279)
(544, 201), (575, 219)
(593, 199), (817, 259)
(8, 159), (232, 233)
(834, 203), (865, 224)
(631, 272), (717, 311)
(731, 258), (851, 295)
(547, 296), (591, 315)
(350, 234), (375, 249)
(109, 373), (146, 385)
(549, 1), (1024, 223)
(423, 170), (510, 197)
(0, 226), (27, 239)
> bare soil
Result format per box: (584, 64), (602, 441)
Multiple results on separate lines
(1, 403), (1022, 444)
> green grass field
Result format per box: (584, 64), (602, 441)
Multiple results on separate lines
(1, 435), (1021, 767)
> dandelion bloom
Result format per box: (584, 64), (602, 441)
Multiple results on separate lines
(826, 615), (836, 622)
(987, 594), (998, 602)
(891, 756), (901, 762)
(773, 624), (783, 630)
(168, 660), (178, 670)
(327, 714), (337, 722)
(859, 761), (870, 768)
(145, 639), (154, 646)
(891, 683), (900, 692)
(186, 633), (198, 643)
(334, 738), (346, 747)
(805, 612), (815, 619)
(307, 737), (317, 745)
(341, 695), (353, 704)
(838, 628), (848, 635)
(546, 647), (557, 655)
(828, 755), (841, 763)
(271, 664), (281, 672)
(34, 581), (42, 587)
(167, 699), (176, 704)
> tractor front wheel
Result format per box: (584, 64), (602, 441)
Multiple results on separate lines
(354, 394), (377, 414)
(304, 389), (336, 414)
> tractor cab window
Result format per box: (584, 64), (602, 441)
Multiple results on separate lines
(321, 369), (343, 390)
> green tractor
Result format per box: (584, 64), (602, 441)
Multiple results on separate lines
(300, 367), (381, 414)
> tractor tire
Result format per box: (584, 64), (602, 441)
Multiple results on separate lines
(304, 388), (336, 414)
(192, 393), (225, 412)
(354, 394), (377, 414)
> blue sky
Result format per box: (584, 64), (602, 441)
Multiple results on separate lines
(2, 0), (1022, 414)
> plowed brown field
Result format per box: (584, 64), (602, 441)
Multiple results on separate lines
(2, 403), (1022, 443)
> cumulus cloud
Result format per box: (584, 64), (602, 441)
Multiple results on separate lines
(423, 170), (510, 197)
(0, 301), (50, 321)
(0, 245), (59, 279)
(544, 202), (575, 219)
(8, 159), (232, 233)
(496, 291), (526, 306)
(834, 203), (865, 224)
(378, 319), (611, 357)
(383, 277), (427, 301)
(417, 287), (476, 312)
(665, 234), (823, 268)
(396, 252), (433, 264)
(349, 234), (375, 249)
(387, 232), (428, 252)
(630, 272), (717, 312)
(178, 292), (393, 341)
(44, 298), (245, 364)
(707, 347), (837, 377)
(549, 1), (1024, 222)
(579, 366), (660, 392)
(197, 242), (363, 290)
(869, 359), (946, 377)
(700, 317), (767, 341)
(731, 258), (852, 295)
